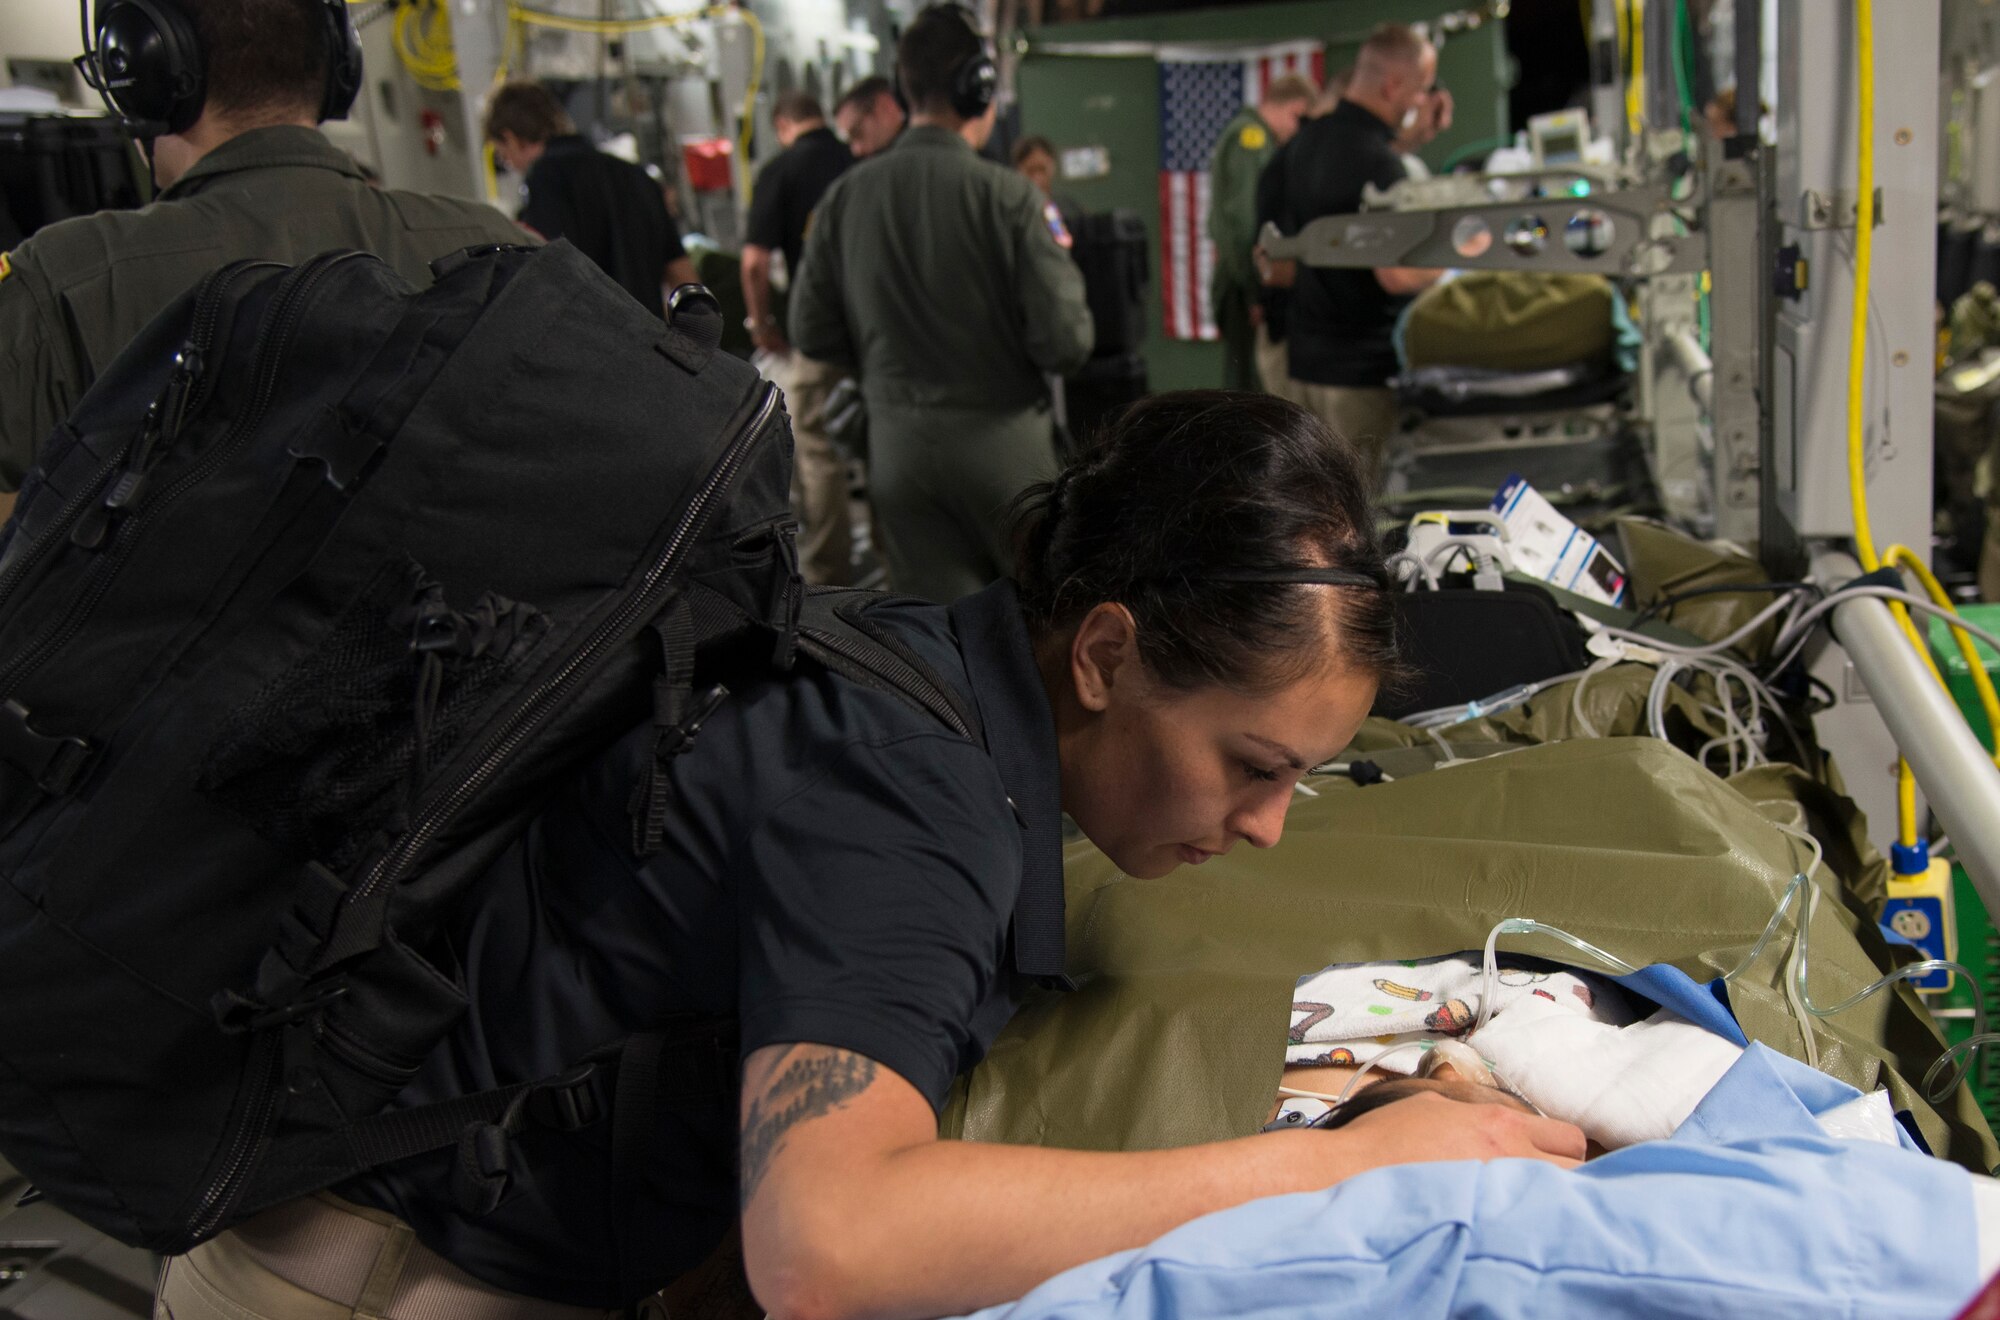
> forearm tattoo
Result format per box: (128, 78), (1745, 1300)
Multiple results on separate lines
(739, 1046), (878, 1207)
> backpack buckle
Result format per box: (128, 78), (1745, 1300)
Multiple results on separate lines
(669, 684), (730, 757)
(0, 701), (92, 795)
(525, 1064), (604, 1131)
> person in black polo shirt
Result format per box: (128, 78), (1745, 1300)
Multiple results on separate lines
(1280, 23), (1444, 484)
(745, 91), (857, 586)
(484, 81), (697, 319)
(164, 393), (1584, 1319)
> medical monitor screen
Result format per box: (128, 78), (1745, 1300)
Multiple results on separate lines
(1538, 127), (1582, 164)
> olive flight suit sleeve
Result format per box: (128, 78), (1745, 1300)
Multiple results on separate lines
(1012, 187), (1093, 377)
(0, 253), (83, 492)
(1207, 112), (1270, 301)
(787, 183), (855, 369)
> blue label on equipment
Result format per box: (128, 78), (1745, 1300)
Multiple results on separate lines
(1881, 897), (1950, 990)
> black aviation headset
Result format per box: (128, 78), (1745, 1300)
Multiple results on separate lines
(899, 4), (997, 120)
(75, 0), (363, 139)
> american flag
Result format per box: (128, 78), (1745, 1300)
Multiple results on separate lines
(1158, 42), (1324, 341)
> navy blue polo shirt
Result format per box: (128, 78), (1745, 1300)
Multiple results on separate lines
(343, 580), (1066, 1305)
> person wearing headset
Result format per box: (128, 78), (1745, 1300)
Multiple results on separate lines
(0, 0), (527, 502)
(788, 4), (1095, 604)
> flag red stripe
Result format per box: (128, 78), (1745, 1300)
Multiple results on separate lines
(1168, 173), (1184, 338)
(1159, 172), (1180, 339)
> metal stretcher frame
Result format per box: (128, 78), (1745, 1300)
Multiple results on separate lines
(1820, 551), (2000, 919)
(1257, 182), (1706, 280)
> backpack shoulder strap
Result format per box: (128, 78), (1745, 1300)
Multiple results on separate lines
(792, 588), (984, 746)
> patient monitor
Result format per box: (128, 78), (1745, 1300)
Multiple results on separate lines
(1527, 109), (1592, 168)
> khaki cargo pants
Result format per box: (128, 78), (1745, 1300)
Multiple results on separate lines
(1290, 382), (1400, 490)
(775, 352), (856, 588)
(155, 1193), (754, 1320)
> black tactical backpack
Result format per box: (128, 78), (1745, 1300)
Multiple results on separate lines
(0, 240), (972, 1255)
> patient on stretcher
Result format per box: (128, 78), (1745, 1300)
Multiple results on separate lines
(1265, 952), (1748, 1151)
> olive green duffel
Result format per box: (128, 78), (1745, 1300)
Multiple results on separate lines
(1401, 271), (1617, 373)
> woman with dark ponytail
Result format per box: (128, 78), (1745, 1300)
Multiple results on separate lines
(1010, 390), (1402, 876)
(275, 391), (1580, 1320)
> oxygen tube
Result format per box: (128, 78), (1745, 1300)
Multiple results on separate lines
(1476, 813), (1989, 1104)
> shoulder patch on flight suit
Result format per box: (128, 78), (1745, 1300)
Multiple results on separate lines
(1239, 123), (1269, 151)
(1043, 200), (1073, 250)
(0, 253), (11, 286)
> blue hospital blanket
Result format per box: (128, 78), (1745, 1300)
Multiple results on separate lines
(960, 1045), (1979, 1320)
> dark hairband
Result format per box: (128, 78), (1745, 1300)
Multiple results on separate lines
(1207, 568), (1383, 589)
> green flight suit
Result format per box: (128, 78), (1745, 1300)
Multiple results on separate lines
(1206, 106), (1277, 392)
(789, 124), (1094, 603)
(0, 125), (527, 489)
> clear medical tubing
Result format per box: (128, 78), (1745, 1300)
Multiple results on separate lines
(1273, 1040), (1435, 1108)
(1477, 821), (1991, 1103)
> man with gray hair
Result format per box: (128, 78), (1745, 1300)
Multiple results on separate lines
(1277, 22), (1445, 484)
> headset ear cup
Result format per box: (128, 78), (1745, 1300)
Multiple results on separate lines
(93, 0), (205, 136)
(319, 0), (364, 122)
(951, 51), (996, 119)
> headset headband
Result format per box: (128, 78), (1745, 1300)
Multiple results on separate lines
(1208, 568), (1384, 589)
(909, 3), (995, 120)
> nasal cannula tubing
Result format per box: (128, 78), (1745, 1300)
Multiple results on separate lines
(1275, 1035), (1546, 1118)
(1275, 1040), (1436, 1108)
(1473, 814), (1990, 1104)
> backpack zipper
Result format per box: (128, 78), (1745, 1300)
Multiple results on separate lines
(186, 1033), (282, 1242)
(0, 253), (366, 700)
(354, 382), (782, 905)
(0, 261), (275, 621)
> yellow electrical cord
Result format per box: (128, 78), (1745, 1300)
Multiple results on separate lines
(1616, 0), (1645, 143)
(507, 4), (766, 202)
(1844, 0), (1927, 849)
(372, 2), (767, 205)
(1887, 544), (2000, 758)
(1848, 0), (1880, 576)
(1846, 0), (2000, 854)
(394, 0), (462, 92)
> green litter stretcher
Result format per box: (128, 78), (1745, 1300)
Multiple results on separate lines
(943, 736), (1997, 1175)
